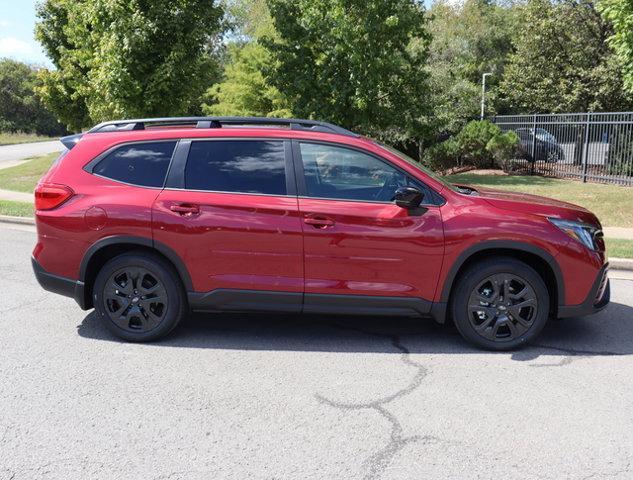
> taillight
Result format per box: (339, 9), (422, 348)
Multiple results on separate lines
(34, 183), (74, 210)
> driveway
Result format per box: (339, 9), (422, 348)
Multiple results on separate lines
(1, 222), (632, 480)
(0, 140), (63, 170)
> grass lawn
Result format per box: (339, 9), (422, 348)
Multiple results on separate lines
(606, 238), (633, 259)
(447, 172), (633, 228)
(0, 132), (55, 146)
(0, 152), (58, 192)
(0, 200), (33, 217)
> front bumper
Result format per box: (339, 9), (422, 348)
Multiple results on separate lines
(558, 263), (610, 318)
(31, 257), (87, 309)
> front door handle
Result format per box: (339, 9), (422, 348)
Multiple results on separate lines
(170, 204), (200, 216)
(304, 215), (335, 228)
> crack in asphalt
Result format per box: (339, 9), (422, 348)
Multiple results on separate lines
(515, 343), (625, 367)
(314, 323), (438, 480)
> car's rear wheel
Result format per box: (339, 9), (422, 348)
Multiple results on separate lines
(93, 252), (187, 342)
(451, 257), (550, 350)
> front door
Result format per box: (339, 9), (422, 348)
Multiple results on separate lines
(153, 138), (303, 312)
(294, 141), (444, 314)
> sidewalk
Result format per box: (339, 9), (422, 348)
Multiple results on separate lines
(603, 227), (633, 240)
(0, 140), (62, 170)
(0, 189), (32, 202)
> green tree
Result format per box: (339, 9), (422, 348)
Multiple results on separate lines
(202, 0), (291, 117)
(599, 0), (633, 93)
(500, 0), (633, 113)
(426, 0), (517, 133)
(0, 58), (65, 135)
(35, 0), (225, 130)
(264, 0), (431, 146)
(202, 42), (292, 117)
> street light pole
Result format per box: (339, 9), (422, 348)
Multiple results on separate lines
(480, 72), (492, 120)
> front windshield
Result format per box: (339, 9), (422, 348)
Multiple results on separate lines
(376, 142), (457, 191)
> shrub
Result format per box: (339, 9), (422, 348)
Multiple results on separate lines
(422, 138), (460, 173)
(423, 120), (519, 172)
(454, 120), (502, 168)
(486, 130), (520, 170)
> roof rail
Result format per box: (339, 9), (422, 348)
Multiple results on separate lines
(87, 116), (358, 137)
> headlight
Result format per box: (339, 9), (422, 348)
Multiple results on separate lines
(549, 218), (600, 251)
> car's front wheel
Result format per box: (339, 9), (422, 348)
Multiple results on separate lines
(451, 257), (550, 350)
(93, 251), (187, 342)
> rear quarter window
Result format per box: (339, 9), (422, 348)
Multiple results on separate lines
(91, 141), (176, 188)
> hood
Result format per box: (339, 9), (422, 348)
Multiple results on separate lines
(462, 185), (601, 227)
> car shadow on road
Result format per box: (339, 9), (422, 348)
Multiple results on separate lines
(77, 300), (633, 362)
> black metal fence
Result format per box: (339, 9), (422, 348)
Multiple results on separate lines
(492, 113), (633, 186)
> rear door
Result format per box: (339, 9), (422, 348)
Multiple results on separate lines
(152, 138), (304, 312)
(293, 141), (444, 314)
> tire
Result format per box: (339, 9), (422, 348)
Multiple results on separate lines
(450, 257), (550, 351)
(93, 251), (187, 342)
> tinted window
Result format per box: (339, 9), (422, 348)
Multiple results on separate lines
(185, 140), (287, 195)
(93, 142), (175, 187)
(300, 142), (419, 202)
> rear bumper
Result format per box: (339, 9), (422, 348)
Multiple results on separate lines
(31, 257), (88, 310)
(558, 263), (610, 318)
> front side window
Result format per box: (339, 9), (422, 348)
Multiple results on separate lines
(299, 142), (418, 202)
(185, 140), (287, 195)
(92, 141), (176, 188)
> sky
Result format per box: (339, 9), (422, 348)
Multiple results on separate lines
(0, 0), (52, 66)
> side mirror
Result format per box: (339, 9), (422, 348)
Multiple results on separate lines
(394, 186), (424, 209)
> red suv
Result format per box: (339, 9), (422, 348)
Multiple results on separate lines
(32, 117), (609, 350)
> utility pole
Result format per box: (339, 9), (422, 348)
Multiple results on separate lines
(480, 72), (492, 120)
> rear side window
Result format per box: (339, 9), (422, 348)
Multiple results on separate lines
(185, 140), (287, 195)
(92, 141), (176, 187)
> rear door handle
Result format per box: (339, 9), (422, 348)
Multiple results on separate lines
(304, 215), (335, 228)
(170, 204), (200, 216)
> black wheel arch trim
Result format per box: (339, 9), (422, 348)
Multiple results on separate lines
(79, 235), (194, 292)
(439, 240), (565, 308)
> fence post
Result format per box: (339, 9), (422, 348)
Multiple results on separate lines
(530, 114), (537, 175)
(581, 113), (591, 182)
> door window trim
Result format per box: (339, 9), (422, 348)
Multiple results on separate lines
(290, 139), (445, 206)
(163, 137), (297, 196)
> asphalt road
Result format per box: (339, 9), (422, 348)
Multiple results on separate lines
(1, 222), (633, 480)
(0, 141), (63, 170)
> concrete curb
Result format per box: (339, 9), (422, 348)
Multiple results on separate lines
(610, 257), (633, 271)
(0, 215), (34, 226)
(1, 214), (632, 271)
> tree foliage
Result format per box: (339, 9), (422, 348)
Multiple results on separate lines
(599, 0), (633, 93)
(426, 0), (517, 133)
(35, 0), (225, 130)
(264, 0), (431, 143)
(202, 42), (292, 117)
(500, 0), (633, 113)
(202, 0), (291, 117)
(0, 58), (65, 135)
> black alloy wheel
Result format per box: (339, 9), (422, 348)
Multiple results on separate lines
(103, 267), (168, 333)
(94, 252), (187, 342)
(467, 273), (538, 342)
(451, 257), (550, 350)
